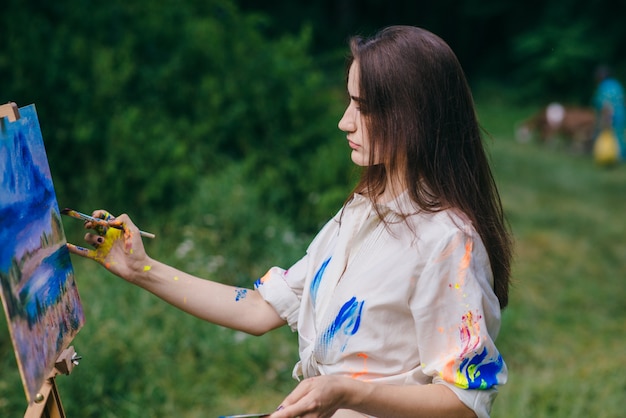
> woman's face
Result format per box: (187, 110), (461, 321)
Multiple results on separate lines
(338, 62), (373, 166)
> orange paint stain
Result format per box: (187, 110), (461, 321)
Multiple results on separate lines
(350, 353), (369, 379)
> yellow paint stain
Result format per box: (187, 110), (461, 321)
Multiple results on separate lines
(441, 363), (470, 389)
(143, 265), (152, 272)
(92, 228), (123, 264)
(174, 276), (179, 281)
(183, 296), (187, 304)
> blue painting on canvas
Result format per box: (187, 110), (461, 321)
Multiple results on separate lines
(0, 104), (85, 403)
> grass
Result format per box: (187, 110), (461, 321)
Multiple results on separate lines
(478, 97), (626, 418)
(1, 93), (625, 417)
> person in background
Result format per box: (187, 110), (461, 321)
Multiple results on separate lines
(68, 26), (513, 418)
(593, 65), (626, 161)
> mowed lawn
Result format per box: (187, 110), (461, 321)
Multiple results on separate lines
(480, 98), (626, 418)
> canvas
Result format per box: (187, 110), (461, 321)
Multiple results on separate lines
(0, 104), (85, 403)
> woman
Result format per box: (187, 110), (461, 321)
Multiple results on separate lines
(593, 65), (626, 161)
(69, 26), (513, 418)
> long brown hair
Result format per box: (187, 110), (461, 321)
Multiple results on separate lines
(346, 26), (513, 309)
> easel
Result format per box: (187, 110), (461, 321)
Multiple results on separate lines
(1, 102), (82, 417)
(23, 346), (82, 418)
(0, 101), (20, 122)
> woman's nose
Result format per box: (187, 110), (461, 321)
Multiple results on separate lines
(338, 107), (355, 132)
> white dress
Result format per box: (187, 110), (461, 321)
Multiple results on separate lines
(255, 193), (507, 418)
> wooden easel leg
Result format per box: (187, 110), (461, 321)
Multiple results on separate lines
(43, 378), (66, 418)
(24, 376), (66, 418)
(24, 346), (79, 418)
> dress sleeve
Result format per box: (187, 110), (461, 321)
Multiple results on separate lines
(254, 256), (308, 331)
(410, 227), (507, 418)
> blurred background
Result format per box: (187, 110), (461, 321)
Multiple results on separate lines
(1, 0), (625, 417)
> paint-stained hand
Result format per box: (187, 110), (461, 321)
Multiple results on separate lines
(270, 376), (357, 418)
(66, 210), (149, 282)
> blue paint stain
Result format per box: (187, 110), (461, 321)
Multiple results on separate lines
(320, 296), (364, 352)
(235, 288), (248, 301)
(310, 257), (331, 303)
(460, 348), (504, 389)
(253, 278), (262, 289)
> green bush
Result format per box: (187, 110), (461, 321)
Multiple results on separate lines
(164, 162), (312, 286)
(510, 22), (601, 103)
(0, 0), (351, 229)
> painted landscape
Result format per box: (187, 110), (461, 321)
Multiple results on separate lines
(0, 104), (85, 403)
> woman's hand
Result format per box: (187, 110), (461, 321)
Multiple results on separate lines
(66, 210), (149, 282)
(271, 376), (359, 418)
(270, 376), (476, 418)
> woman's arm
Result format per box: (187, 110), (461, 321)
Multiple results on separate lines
(134, 258), (286, 335)
(67, 212), (286, 336)
(271, 375), (476, 418)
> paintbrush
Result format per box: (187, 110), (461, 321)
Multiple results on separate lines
(61, 208), (156, 239)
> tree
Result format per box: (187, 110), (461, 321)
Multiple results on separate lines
(0, 0), (349, 229)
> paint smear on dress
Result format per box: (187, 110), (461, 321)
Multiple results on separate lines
(254, 268), (276, 289)
(319, 296), (364, 355)
(350, 352), (369, 379)
(441, 311), (504, 389)
(448, 236), (472, 291)
(310, 257), (331, 304)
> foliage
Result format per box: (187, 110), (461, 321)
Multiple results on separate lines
(511, 22), (601, 102)
(164, 162), (312, 287)
(0, 0), (350, 231)
(237, 0), (626, 103)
